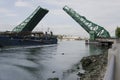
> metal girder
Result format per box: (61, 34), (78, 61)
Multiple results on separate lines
(63, 5), (110, 40)
(12, 6), (48, 33)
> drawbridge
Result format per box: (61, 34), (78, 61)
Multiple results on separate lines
(12, 6), (48, 33)
(63, 5), (110, 40)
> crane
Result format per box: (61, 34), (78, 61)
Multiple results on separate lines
(63, 5), (110, 40)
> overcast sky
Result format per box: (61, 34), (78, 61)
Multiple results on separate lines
(0, 0), (120, 38)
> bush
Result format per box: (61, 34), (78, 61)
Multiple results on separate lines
(115, 27), (120, 38)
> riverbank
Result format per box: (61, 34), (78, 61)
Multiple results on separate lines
(78, 53), (108, 80)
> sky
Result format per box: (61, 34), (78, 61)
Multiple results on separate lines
(0, 0), (120, 38)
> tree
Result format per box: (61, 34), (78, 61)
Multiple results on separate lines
(115, 27), (120, 38)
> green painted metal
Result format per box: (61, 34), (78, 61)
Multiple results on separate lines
(63, 5), (110, 40)
(12, 6), (48, 33)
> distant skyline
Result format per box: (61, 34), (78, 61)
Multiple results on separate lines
(0, 0), (120, 38)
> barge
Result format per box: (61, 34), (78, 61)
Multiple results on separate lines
(0, 31), (57, 47)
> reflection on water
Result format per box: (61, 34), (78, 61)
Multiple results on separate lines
(88, 44), (109, 55)
(0, 41), (108, 80)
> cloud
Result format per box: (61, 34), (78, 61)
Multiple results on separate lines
(0, 7), (17, 17)
(0, 8), (10, 13)
(50, 9), (65, 16)
(15, 0), (32, 7)
(33, 23), (88, 37)
(0, 24), (15, 31)
(36, 0), (89, 9)
(6, 13), (17, 17)
(37, 0), (64, 7)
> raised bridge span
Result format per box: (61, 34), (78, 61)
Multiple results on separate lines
(63, 5), (116, 46)
(63, 5), (110, 41)
(12, 6), (48, 33)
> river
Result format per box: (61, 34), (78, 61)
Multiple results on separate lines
(0, 40), (108, 80)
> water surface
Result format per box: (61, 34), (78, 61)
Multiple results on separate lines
(0, 40), (108, 80)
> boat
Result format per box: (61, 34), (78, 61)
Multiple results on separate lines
(0, 31), (57, 47)
(0, 6), (57, 47)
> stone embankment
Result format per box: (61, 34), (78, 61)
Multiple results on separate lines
(47, 50), (108, 80)
(78, 53), (108, 80)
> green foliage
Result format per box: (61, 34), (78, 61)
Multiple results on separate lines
(115, 27), (120, 38)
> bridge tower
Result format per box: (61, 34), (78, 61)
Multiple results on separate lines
(63, 5), (110, 40)
(12, 6), (48, 33)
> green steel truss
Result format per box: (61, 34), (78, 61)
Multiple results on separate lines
(63, 5), (110, 40)
(12, 6), (48, 33)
